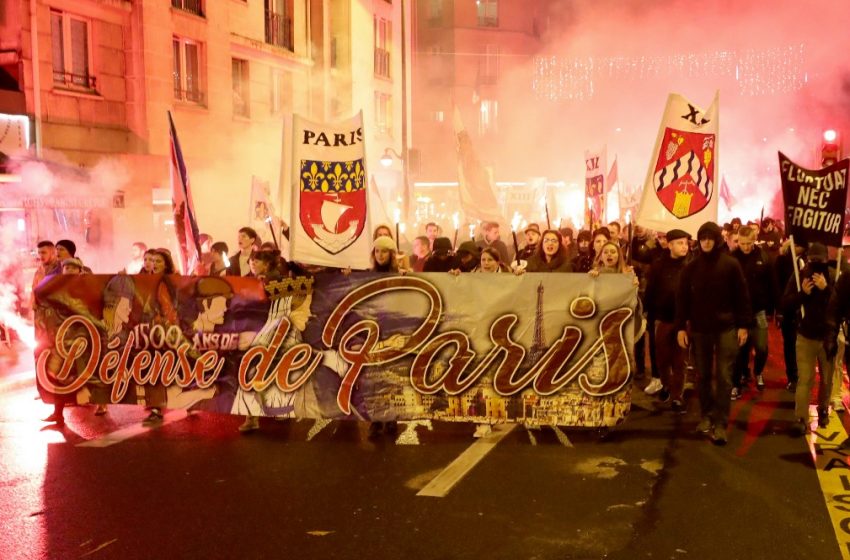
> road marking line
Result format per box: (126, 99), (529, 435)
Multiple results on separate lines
(805, 406), (850, 560)
(417, 423), (516, 498)
(76, 410), (188, 448)
(551, 425), (574, 447)
(526, 428), (537, 446)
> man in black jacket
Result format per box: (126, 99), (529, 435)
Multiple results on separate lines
(783, 242), (834, 435)
(645, 228), (691, 413)
(676, 221), (752, 445)
(732, 225), (778, 396)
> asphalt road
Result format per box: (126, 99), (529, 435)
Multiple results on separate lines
(0, 328), (843, 560)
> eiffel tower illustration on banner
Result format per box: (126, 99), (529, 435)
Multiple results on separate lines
(528, 282), (546, 365)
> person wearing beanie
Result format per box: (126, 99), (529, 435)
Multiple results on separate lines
(371, 235), (399, 273)
(424, 237), (460, 272)
(783, 241), (835, 436)
(55, 239), (77, 260)
(676, 221), (752, 445)
(644, 229), (691, 412)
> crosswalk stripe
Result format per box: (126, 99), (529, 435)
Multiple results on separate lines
(806, 407), (850, 560)
(76, 410), (188, 448)
(417, 424), (515, 498)
(551, 425), (574, 447)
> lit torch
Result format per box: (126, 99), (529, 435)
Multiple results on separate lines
(511, 211), (522, 265)
(452, 212), (459, 250)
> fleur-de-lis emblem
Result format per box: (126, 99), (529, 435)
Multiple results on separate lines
(301, 161), (326, 191)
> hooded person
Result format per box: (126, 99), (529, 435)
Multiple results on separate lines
(783, 241), (835, 435)
(423, 237), (460, 272)
(454, 241), (481, 273)
(675, 221), (752, 445)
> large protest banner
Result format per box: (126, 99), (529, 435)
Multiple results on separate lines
(636, 92), (719, 237)
(287, 112), (372, 269)
(585, 146), (606, 225)
(34, 273), (637, 428)
(779, 152), (849, 246)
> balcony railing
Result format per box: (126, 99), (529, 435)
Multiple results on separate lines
(265, 11), (293, 51)
(53, 72), (97, 91)
(477, 16), (498, 27)
(174, 87), (205, 104)
(172, 0), (204, 17)
(374, 48), (390, 78)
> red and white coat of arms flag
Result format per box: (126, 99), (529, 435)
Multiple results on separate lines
(287, 112), (371, 270)
(636, 92), (719, 237)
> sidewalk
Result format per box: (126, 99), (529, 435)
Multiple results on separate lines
(0, 341), (35, 394)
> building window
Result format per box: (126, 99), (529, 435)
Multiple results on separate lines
(477, 44), (499, 84)
(374, 17), (391, 79)
(173, 37), (204, 103)
(431, 110), (445, 123)
(428, 0), (442, 26)
(477, 0), (498, 27)
(50, 10), (95, 90)
(232, 58), (249, 117)
(171, 0), (204, 18)
(478, 99), (498, 134)
(375, 92), (392, 136)
(270, 67), (291, 115)
(265, 0), (293, 50)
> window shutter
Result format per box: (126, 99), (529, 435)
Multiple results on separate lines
(69, 18), (89, 85)
(51, 12), (65, 83)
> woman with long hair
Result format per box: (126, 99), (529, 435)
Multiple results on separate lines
(524, 230), (573, 273)
(371, 236), (399, 273)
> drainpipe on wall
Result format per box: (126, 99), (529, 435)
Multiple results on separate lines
(29, 0), (43, 158)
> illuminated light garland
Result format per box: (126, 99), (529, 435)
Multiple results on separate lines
(531, 45), (806, 101)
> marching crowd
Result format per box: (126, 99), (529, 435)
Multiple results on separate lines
(28, 215), (850, 446)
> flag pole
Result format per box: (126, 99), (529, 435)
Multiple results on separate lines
(267, 218), (279, 249)
(789, 235), (804, 318)
(545, 202), (551, 230)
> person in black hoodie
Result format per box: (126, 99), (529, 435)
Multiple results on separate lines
(645, 229), (691, 413)
(731, 225), (778, 396)
(676, 221), (752, 445)
(782, 242), (835, 435)
(423, 237), (460, 272)
(571, 230), (594, 273)
(775, 239), (805, 391)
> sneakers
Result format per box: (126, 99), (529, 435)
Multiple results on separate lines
(658, 388), (671, 403)
(730, 387), (740, 400)
(756, 375), (765, 391)
(671, 400), (686, 415)
(644, 378), (663, 395)
(696, 417), (713, 433)
(238, 416), (259, 432)
(712, 425), (728, 445)
(818, 408), (830, 429)
(834, 399), (847, 413)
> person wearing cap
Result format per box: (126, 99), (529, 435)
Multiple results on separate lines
(644, 229), (691, 412)
(424, 237), (460, 272)
(371, 235), (399, 273)
(782, 242), (835, 435)
(518, 224), (541, 261)
(676, 221), (752, 445)
(61, 258), (84, 275)
(731, 225), (778, 397)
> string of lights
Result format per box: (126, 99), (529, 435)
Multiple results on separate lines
(532, 44), (807, 101)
